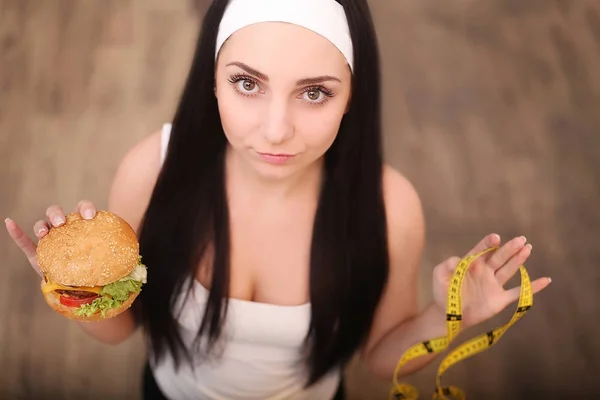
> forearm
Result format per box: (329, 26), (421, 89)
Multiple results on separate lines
(76, 309), (139, 345)
(364, 302), (451, 380)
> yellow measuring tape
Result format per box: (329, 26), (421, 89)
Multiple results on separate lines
(389, 246), (533, 400)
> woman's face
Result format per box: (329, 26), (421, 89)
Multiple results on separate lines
(214, 22), (352, 181)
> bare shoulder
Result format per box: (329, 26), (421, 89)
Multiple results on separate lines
(381, 163), (425, 292)
(107, 129), (164, 233)
(382, 164), (425, 240)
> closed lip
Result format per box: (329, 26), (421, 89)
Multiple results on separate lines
(255, 151), (297, 164)
(257, 152), (296, 157)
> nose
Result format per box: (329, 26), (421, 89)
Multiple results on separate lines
(262, 97), (293, 145)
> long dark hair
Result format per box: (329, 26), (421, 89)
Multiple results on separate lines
(137, 0), (388, 386)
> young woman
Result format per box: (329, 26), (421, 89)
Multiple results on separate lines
(6, 0), (551, 399)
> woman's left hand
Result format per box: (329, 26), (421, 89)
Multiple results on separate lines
(432, 234), (552, 329)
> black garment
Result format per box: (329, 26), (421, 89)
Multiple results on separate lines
(142, 363), (346, 400)
(142, 363), (168, 400)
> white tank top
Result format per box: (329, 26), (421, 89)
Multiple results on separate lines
(150, 124), (341, 400)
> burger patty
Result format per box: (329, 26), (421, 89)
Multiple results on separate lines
(56, 290), (99, 299)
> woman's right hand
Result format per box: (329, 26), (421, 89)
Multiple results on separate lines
(6, 200), (139, 343)
(5, 200), (98, 277)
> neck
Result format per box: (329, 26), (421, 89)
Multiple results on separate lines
(224, 145), (324, 204)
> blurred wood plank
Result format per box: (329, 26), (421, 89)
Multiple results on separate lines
(0, 0), (598, 399)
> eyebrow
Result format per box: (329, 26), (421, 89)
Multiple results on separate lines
(226, 61), (341, 85)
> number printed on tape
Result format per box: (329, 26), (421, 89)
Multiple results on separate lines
(388, 247), (534, 400)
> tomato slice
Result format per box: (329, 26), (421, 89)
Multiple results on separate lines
(59, 294), (99, 307)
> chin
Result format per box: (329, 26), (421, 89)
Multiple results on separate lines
(253, 160), (299, 180)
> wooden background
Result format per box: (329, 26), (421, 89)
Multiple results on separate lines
(1, 0), (598, 398)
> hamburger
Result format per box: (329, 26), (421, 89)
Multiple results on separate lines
(36, 210), (147, 321)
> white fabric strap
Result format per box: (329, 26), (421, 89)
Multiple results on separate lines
(160, 123), (172, 165)
(215, 0), (354, 71)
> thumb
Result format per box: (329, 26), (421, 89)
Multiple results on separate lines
(446, 256), (462, 272)
(434, 256), (461, 284)
(5, 218), (42, 277)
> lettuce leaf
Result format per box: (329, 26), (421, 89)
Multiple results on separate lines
(74, 258), (147, 318)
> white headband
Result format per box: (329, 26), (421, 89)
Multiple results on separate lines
(215, 0), (354, 71)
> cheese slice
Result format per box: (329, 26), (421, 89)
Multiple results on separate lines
(42, 282), (103, 294)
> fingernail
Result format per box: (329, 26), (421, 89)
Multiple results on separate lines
(83, 209), (94, 219)
(53, 216), (65, 225)
(37, 228), (47, 235)
(520, 236), (527, 243)
(548, 277), (552, 283)
(493, 234), (500, 241)
(4, 218), (10, 224)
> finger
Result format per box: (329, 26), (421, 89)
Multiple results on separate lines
(45, 205), (66, 227)
(33, 219), (51, 239)
(487, 236), (527, 271)
(446, 256), (462, 272)
(5, 218), (42, 276)
(76, 200), (96, 220)
(495, 243), (532, 285)
(464, 233), (501, 258)
(503, 276), (552, 305)
(434, 256), (462, 284)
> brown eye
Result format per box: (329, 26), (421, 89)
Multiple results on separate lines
(307, 90), (321, 101)
(242, 80), (256, 91)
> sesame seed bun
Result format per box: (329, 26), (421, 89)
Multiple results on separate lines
(36, 210), (139, 287)
(41, 280), (140, 322)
